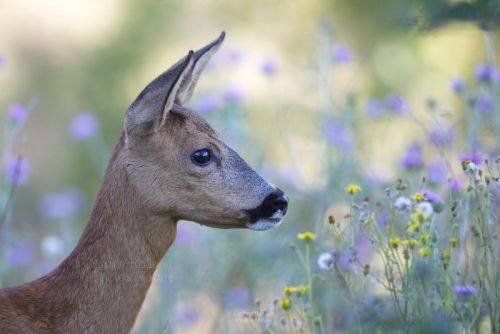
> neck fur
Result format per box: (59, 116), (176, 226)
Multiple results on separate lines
(44, 132), (177, 332)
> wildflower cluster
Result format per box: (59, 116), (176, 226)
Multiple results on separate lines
(255, 151), (499, 333)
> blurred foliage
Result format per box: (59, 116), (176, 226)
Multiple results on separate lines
(414, 0), (500, 30)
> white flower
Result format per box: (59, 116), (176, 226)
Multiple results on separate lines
(466, 162), (478, 173)
(292, 319), (303, 328)
(317, 252), (334, 271)
(394, 196), (412, 211)
(417, 201), (433, 217)
(261, 317), (271, 329)
(41, 235), (64, 257)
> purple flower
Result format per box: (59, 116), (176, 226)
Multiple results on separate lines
(69, 113), (99, 141)
(224, 286), (250, 309)
(453, 285), (478, 298)
(331, 44), (352, 63)
(8, 103), (28, 125)
(324, 121), (353, 151)
(5, 241), (35, 267)
(473, 91), (494, 114)
(450, 77), (465, 93)
(428, 126), (453, 146)
(365, 98), (384, 118)
(492, 68), (500, 86)
(333, 249), (355, 272)
(259, 57), (277, 76)
(420, 189), (442, 203)
(375, 206), (391, 227)
(459, 153), (482, 165)
(223, 85), (245, 104)
(0, 55), (4, 68)
(400, 142), (423, 169)
(39, 187), (85, 219)
(174, 306), (199, 326)
(460, 153), (482, 173)
(474, 63), (493, 83)
(449, 178), (462, 192)
(426, 161), (447, 185)
(3, 155), (30, 186)
(385, 93), (408, 115)
(192, 93), (221, 114)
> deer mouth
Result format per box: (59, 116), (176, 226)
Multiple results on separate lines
(246, 216), (283, 231)
(243, 189), (288, 231)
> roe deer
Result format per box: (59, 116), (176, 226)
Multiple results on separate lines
(0, 31), (288, 333)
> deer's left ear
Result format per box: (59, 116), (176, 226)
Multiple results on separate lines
(176, 31), (225, 104)
(125, 32), (225, 136)
(125, 51), (194, 136)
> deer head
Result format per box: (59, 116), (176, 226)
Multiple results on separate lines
(123, 32), (288, 231)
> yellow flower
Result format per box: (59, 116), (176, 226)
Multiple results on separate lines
(389, 237), (400, 249)
(411, 192), (426, 202)
(440, 249), (450, 261)
(450, 237), (458, 248)
(297, 232), (316, 241)
(294, 285), (309, 297)
(418, 247), (431, 257)
(461, 159), (471, 171)
(344, 184), (361, 195)
(282, 284), (309, 297)
(406, 221), (420, 233)
(419, 233), (430, 245)
(363, 218), (373, 225)
(410, 210), (427, 223)
(408, 238), (419, 249)
(401, 239), (419, 248)
(278, 298), (292, 310)
(282, 286), (294, 296)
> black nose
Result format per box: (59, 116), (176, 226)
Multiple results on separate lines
(244, 189), (289, 223)
(263, 189), (288, 215)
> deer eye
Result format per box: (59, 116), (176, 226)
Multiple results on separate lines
(191, 149), (213, 166)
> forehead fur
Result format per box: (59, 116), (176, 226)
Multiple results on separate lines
(168, 104), (220, 139)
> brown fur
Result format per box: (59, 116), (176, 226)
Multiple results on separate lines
(0, 132), (177, 333)
(0, 33), (278, 333)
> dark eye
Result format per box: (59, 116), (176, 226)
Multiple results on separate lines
(191, 149), (212, 166)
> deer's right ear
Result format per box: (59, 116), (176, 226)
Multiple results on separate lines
(125, 51), (194, 136)
(175, 31), (225, 105)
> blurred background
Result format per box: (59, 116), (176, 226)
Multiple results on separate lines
(0, 0), (499, 333)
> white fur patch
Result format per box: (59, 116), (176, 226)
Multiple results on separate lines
(247, 219), (282, 231)
(247, 212), (284, 231)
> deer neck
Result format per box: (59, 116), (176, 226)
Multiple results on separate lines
(50, 133), (177, 332)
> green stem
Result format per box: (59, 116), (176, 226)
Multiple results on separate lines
(305, 243), (314, 326)
(286, 311), (293, 333)
(483, 30), (497, 66)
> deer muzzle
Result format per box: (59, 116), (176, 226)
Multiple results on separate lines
(244, 189), (288, 231)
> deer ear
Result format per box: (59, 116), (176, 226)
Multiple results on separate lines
(125, 51), (194, 136)
(175, 31), (225, 105)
